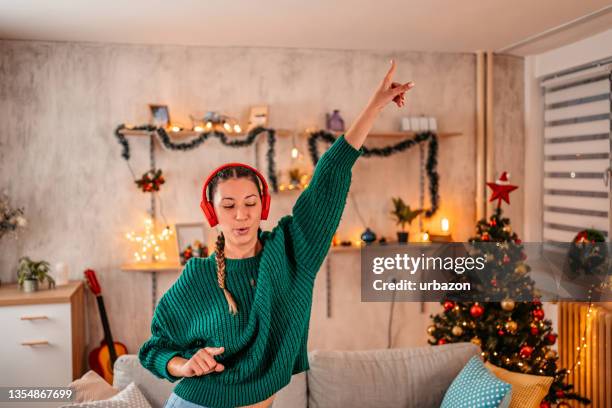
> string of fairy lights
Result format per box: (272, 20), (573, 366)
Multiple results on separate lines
(565, 284), (597, 377)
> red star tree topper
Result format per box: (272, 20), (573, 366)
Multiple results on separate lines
(487, 171), (518, 208)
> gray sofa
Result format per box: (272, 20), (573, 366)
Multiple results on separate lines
(113, 342), (479, 408)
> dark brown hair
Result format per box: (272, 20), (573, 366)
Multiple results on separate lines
(208, 166), (264, 315)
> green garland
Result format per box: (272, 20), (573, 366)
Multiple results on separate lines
(307, 130), (439, 217)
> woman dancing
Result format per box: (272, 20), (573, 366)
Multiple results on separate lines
(139, 59), (414, 408)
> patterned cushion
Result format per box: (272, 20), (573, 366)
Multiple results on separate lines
(59, 382), (152, 408)
(485, 361), (553, 408)
(441, 356), (512, 408)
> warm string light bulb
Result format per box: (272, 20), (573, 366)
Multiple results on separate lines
(125, 217), (173, 262)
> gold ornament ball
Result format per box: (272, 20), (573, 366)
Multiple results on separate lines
(504, 320), (518, 333)
(452, 326), (463, 336)
(470, 336), (481, 346)
(427, 325), (436, 336)
(515, 263), (527, 275)
(545, 350), (558, 360)
(501, 298), (515, 311)
(503, 225), (512, 233)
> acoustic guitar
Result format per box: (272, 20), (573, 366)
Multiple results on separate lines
(84, 268), (128, 384)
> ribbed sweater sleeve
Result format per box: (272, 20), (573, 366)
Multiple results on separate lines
(138, 260), (201, 383)
(138, 298), (185, 383)
(289, 134), (363, 276)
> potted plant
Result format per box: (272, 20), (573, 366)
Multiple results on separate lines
(17, 256), (56, 293)
(390, 197), (423, 243)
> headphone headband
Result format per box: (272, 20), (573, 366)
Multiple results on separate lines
(200, 162), (271, 227)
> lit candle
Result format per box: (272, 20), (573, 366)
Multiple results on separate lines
(441, 218), (450, 234)
(422, 232), (430, 242)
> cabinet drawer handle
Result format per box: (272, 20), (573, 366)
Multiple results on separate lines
(21, 340), (50, 346)
(21, 315), (49, 321)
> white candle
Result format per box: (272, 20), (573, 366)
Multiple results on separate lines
(54, 262), (69, 286)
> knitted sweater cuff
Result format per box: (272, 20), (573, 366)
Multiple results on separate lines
(154, 348), (183, 383)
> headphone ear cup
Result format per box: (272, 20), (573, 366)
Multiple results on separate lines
(201, 200), (218, 227)
(261, 194), (271, 220)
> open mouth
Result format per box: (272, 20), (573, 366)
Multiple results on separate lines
(234, 226), (250, 236)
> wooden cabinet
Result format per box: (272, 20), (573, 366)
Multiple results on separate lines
(0, 280), (86, 387)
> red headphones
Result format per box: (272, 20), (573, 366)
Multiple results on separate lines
(200, 162), (271, 227)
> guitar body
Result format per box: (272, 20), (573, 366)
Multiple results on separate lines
(96, 340), (129, 383)
(84, 269), (129, 385)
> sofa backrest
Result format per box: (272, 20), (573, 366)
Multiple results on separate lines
(305, 342), (479, 408)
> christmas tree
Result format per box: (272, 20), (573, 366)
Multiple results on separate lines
(427, 172), (589, 407)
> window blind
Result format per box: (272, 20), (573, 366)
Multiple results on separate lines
(540, 61), (611, 243)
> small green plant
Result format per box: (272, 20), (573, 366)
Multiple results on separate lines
(17, 256), (56, 289)
(390, 197), (423, 231)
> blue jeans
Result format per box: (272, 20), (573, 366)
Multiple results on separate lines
(164, 392), (213, 408)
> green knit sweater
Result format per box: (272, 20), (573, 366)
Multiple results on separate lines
(138, 134), (363, 407)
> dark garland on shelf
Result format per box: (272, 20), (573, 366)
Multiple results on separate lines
(114, 124), (279, 192)
(307, 130), (440, 217)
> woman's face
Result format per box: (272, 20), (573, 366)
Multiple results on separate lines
(212, 177), (262, 244)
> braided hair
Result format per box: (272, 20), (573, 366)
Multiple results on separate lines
(207, 166), (264, 315)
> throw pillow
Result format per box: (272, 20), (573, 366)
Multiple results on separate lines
(59, 382), (152, 408)
(485, 361), (553, 408)
(67, 370), (120, 403)
(441, 355), (512, 408)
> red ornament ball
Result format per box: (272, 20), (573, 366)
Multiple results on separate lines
(530, 325), (539, 336)
(438, 338), (447, 345)
(491, 278), (497, 287)
(519, 345), (534, 359)
(539, 402), (551, 408)
(503, 254), (510, 264)
(556, 390), (565, 398)
(443, 301), (455, 312)
(490, 218), (497, 227)
(546, 333), (557, 345)
(470, 304), (485, 318)
(498, 329), (505, 336)
(515, 238), (522, 244)
(532, 308), (545, 321)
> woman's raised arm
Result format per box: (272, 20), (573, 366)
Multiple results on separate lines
(289, 60), (414, 277)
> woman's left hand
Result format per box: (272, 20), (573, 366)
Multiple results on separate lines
(367, 59), (414, 111)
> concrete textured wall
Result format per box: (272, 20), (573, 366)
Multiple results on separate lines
(0, 40), (523, 356)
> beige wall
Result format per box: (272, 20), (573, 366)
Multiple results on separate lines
(0, 40), (524, 354)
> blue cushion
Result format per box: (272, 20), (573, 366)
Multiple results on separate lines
(441, 355), (512, 408)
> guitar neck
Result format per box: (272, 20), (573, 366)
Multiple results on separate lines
(95, 295), (118, 364)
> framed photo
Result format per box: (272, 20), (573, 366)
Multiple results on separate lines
(247, 105), (269, 131)
(149, 104), (170, 128)
(174, 222), (208, 265)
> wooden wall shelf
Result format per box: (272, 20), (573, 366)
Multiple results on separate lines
(117, 128), (462, 139)
(118, 128), (294, 138)
(121, 262), (183, 272)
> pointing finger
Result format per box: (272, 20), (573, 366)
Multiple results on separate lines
(382, 59), (397, 88)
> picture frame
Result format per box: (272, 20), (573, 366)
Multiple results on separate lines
(247, 105), (269, 131)
(174, 222), (208, 265)
(149, 104), (171, 128)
